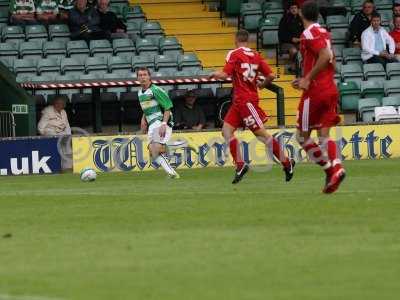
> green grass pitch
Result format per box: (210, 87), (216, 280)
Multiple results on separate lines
(1, 159), (400, 300)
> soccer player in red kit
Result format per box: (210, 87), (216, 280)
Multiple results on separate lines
(209, 29), (295, 184)
(292, 0), (345, 193)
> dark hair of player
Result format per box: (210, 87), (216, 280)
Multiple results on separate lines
(236, 29), (249, 43)
(136, 67), (151, 76)
(371, 12), (381, 20)
(301, 1), (319, 22)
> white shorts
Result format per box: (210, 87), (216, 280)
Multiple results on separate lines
(147, 120), (172, 145)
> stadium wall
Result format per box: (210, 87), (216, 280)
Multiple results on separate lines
(71, 124), (400, 174)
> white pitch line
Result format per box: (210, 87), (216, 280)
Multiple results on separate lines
(0, 294), (64, 300)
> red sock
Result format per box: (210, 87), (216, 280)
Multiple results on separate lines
(303, 141), (331, 170)
(229, 137), (244, 169)
(271, 138), (290, 168)
(326, 139), (343, 170)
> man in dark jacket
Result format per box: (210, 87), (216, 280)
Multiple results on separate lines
(349, 0), (376, 45)
(68, 0), (110, 41)
(97, 0), (127, 39)
(278, 2), (304, 72)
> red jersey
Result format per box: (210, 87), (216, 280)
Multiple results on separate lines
(223, 47), (273, 104)
(300, 23), (336, 93)
(389, 29), (400, 54)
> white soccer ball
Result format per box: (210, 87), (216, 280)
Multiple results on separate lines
(80, 168), (97, 182)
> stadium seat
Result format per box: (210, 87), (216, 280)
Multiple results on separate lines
(16, 73), (32, 83)
(260, 30), (279, 58)
(0, 42), (18, 59)
(155, 54), (178, 72)
(125, 5), (146, 21)
(374, 0), (393, 10)
(330, 29), (348, 46)
(43, 40), (67, 58)
(49, 24), (70, 42)
(0, 8), (8, 23)
(67, 40), (89, 61)
(386, 63), (400, 80)
(351, 0), (364, 13)
(0, 56), (15, 71)
(19, 41), (43, 59)
(384, 80), (400, 97)
(341, 63), (363, 83)
(90, 39), (113, 58)
(361, 80), (385, 100)
(136, 38), (159, 56)
(380, 10), (392, 26)
(178, 53), (202, 72)
(159, 37), (183, 58)
(37, 57), (60, 76)
(358, 98), (381, 122)
(61, 57), (85, 76)
(108, 56), (132, 73)
(342, 47), (362, 65)
(240, 3), (262, 31)
(141, 21), (164, 37)
(382, 96), (400, 107)
(338, 81), (360, 111)
(132, 54), (155, 71)
(125, 21), (140, 37)
(2, 26), (25, 44)
(258, 16), (279, 51)
(374, 106), (400, 122)
(326, 15), (348, 30)
(25, 25), (48, 42)
(112, 38), (135, 55)
(109, 3), (126, 19)
(14, 58), (37, 76)
(363, 63), (386, 81)
(262, 1), (284, 17)
(333, 45), (344, 62)
(85, 56), (108, 75)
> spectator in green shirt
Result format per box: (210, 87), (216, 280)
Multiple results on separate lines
(36, 0), (59, 24)
(9, 0), (36, 25)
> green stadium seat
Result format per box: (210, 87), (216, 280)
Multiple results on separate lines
(374, 0), (393, 10)
(225, 0), (241, 16)
(90, 39), (113, 58)
(110, 3), (126, 19)
(385, 63), (400, 80)
(262, 1), (283, 17)
(330, 29), (348, 46)
(141, 21), (164, 37)
(260, 30), (279, 61)
(338, 81), (360, 111)
(326, 15), (348, 30)
(333, 45), (344, 62)
(136, 38), (159, 56)
(61, 57), (85, 76)
(108, 56), (132, 73)
(155, 54), (178, 72)
(112, 38), (135, 55)
(2, 26), (25, 43)
(126, 5), (146, 21)
(14, 58), (37, 76)
(85, 56), (108, 75)
(258, 16), (279, 51)
(382, 96), (400, 106)
(341, 63), (363, 83)
(0, 56), (15, 71)
(361, 80), (384, 100)
(384, 80), (400, 97)
(0, 8), (8, 23)
(178, 53), (202, 72)
(380, 10), (393, 27)
(19, 41), (43, 59)
(125, 21), (141, 37)
(16, 73), (33, 83)
(241, 2), (261, 14)
(159, 37), (183, 58)
(48, 24), (70, 42)
(241, 6), (262, 31)
(342, 47), (362, 64)
(37, 57), (60, 76)
(67, 40), (89, 61)
(363, 63), (386, 81)
(43, 40), (67, 58)
(25, 25), (48, 42)
(358, 98), (381, 122)
(351, 0), (364, 13)
(0, 42), (18, 59)
(132, 54), (155, 71)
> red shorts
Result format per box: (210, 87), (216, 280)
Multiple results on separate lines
(224, 102), (268, 131)
(297, 89), (340, 131)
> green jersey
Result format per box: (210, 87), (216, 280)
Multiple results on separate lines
(36, 0), (59, 14)
(138, 84), (174, 127)
(10, 0), (35, 14)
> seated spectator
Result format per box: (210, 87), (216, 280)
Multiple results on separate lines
(174, 91), (206, 130)
(349, 0), (376, 46)
(38, 96), (71, 136)
(278, 2), (303, 73)
(69, 0), (110, 41)
(390, 16), (400, 61)
(9, 0), (36, 25)
(36, 0), (59, 24)
(97, 0), (127, 39)
(361, 13), (396, 67)
(58, 0), (74, 21)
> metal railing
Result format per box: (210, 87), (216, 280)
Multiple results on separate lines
(0, 111), (16, 137)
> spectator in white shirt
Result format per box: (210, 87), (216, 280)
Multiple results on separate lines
(38, 96), (71, 136)
(361, 12), (396, 67)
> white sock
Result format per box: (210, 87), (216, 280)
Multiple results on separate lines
(155, 154), (176, 176)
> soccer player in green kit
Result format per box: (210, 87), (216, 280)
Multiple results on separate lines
(137, 67), (180, 178)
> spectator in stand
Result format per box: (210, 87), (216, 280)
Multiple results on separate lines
(174, 90), (206, 130)
(69, 0), (110, 41)
(390, 16), (400, 61)
(38, 96), (71, 136)
(361, 13), (396, 67)
(36, 0), (59, 24)
(349, 0), (376, 46)
(58, 0), (74, 21)
(97, 0), (127, 39)
(394, 3), (400, 18)
(278, 2), (303, 73)
(9, 0), (36, 25)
